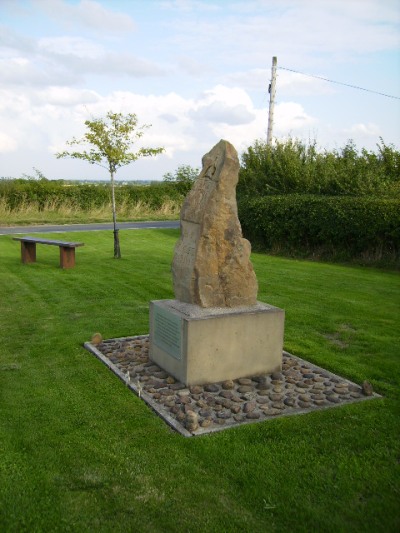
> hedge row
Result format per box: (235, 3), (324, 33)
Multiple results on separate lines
(0, 180), (185, 211)
(238, 138), (400, 197)
(238, 195), (400, 265)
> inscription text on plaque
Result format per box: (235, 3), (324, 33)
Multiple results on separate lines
(153, 305), (182, 360)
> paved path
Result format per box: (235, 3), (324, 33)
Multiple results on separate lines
(0, 221), (180, 235)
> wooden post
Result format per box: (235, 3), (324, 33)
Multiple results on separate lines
(21, 241), (36, 263)
(60, 246), (76, 269)
(267, 56), (277, 145)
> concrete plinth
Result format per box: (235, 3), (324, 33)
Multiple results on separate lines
(149, 299), (285, 386)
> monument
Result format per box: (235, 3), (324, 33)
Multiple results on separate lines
(171, 140), (258, 308)
(149, 140), (284, 386)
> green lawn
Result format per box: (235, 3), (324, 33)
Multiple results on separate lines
(1, 229), (399, 532)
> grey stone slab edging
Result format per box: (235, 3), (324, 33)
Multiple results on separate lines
(84, 335), (381, 437)
(84, 339), (192, 437)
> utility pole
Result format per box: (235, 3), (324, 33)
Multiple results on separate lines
(267, 56), (277, 145)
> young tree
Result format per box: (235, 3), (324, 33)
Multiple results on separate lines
(163, 164), (199, 185)
(56, 111), (164, 258)
(162, 164), (199, 194)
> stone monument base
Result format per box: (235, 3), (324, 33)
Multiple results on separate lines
(149, 299), (285, 386)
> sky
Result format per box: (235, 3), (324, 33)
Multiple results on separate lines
(0, 0), (399, 182)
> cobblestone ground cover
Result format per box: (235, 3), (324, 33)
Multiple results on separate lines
(85, 335), (380, 436)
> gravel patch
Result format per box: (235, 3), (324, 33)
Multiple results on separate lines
(84, 335), (381, 437)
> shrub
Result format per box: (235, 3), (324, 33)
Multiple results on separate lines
(0, 178), (187, 213)
(238, 138), (400, 197)
(238, 195), (400, 266)
(163, 164), (199, 195)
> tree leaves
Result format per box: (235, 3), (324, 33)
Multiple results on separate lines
(55, 111), (164, 174)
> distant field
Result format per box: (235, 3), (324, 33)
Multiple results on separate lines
(0, 229), (399, 532)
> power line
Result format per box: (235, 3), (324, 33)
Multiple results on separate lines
(278, 66), (400, 100)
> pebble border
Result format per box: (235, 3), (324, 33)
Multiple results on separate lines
(84, 335), (381, 437)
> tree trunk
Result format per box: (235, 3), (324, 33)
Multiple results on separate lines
(110, 170), (121, 258)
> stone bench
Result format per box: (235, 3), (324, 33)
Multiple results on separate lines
(13, 236), (84, 269)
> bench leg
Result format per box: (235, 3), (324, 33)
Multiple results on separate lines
(21, 241), (36, 263)
(60, 247), (75, 269)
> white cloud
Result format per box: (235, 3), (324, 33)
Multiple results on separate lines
(38, 35), (166, 78)
(210, 99), (317, 152)
(32, 0), (135, 33)
(0, 131), (17, 153)
(178, 56), (214, 77)
(164, 0), (399, 71)
(160, 0), (221, 12)
(1, 55), (79, 87)
(37, 36), (165, 77)
(223, 69), (269, 91)
(0, 89), (30, 115)
(0, 25), (35, 56)
(190, 101), (255, 125)
(274, 101), (316, 132)
(280, 0), (400, 55)
(35, 87), (100, 107)
(38, 36), (103, 59)
(1, 33), (166, 89)
(344, 122), (381, 137)
(189, 86), (256, 125)
(276, 70), (335, 96)
(83, 90), (197, 156)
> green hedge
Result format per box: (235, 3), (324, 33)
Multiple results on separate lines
(238, 138), (400, 197)
(0, 179), (186, 211)
(238, 195), (400, 265)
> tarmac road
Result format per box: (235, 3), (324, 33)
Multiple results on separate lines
(0, 220), (180, 235)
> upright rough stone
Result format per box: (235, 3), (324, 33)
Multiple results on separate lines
(172, 139), (258, 308)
